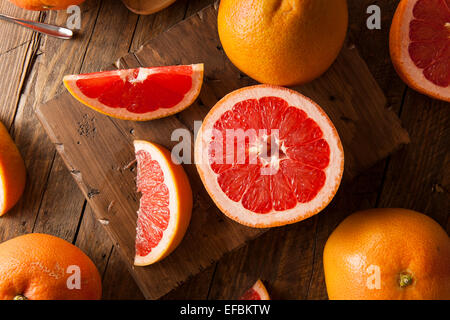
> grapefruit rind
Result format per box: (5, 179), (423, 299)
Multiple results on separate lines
(389, 0), (450, 102)
(63, 64), (204, 121)
(195, 85), (344, 228)
(133, 140), (192, 266)
(252, 280), (270, 300)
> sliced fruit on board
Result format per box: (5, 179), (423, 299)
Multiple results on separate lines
(134, 140), (192, 266)
(239, 280), (270, 300)
(195, 85), (344, 228)
(390, 0), (450, 102)
(0, 121), (26, 216)
(63, 64), (204, 121)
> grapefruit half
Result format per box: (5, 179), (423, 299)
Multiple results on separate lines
(239, 280), (270, 300)
(63, 64), (204, 121)
(134, 140), (192, 266)
(0, 121), (26, 216)
(195, 85), (344, 228)
(390, 0), (450, 102)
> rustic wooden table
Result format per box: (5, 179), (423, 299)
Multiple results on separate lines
(0, 0), (448, 300)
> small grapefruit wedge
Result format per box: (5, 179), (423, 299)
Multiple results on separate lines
(239, 280), (270, 300)
(134, 140), (192, 266)
(390, 0), (450, 102)
(63, 64), (204, 121)
(195, 85), (344, 228)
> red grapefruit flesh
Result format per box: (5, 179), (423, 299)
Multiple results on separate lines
(195, 85), (344, 228)
(63, 64), (204, 121)
(390, 0), (450, 102)
(134, 140), (192, 266)
(239, 280), (270, 300)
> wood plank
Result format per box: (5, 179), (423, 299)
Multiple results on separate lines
(15, 0), (101, 244)
(129, 0), (189, 52)
(36, 4), (408, 299)
(75, 205), (145, 299)
(0, 2), (40, 126)
(11, 0), (104, 244)
(0, 2), (42, 242)
(378, 92), (449, 226)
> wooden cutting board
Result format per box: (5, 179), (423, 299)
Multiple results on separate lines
(36, 4), (410, 299)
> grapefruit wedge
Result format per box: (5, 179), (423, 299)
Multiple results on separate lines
(63, 64), (204, 121)
(195, 85), (344, 228)
(390, 0), (450, 102)
(239, 280), (270, 300)
(134, 140), (192, 266)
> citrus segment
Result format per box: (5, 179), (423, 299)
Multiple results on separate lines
(195, 85), (344, 228)
(390, 0), (450, 101)
(134, 141), (192, 266)
(64, 64), (204, 121)
(239, 280), (270, 300)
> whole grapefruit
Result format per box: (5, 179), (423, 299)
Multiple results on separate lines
(217, 0), (348, 86)
(8, 0), (85, 10)
(0, 233), (102, 300)
(323, 208), (450, 300)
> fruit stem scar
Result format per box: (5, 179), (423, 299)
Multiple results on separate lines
(13, 295), (28, 300)
(399, 272), (413, 288)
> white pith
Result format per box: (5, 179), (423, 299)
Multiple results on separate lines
(195, 86), (344, 228)
(133, 141), (179, 266)
(64, 64), (204, 120)
(252, 280), (270, 300)
(394, 1), (450, 98)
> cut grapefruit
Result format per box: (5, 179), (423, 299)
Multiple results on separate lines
(239, 280), (270, 300)
(63, 64), (204, 121)
(134, 140), (192, 266)
(195, 85), (344, 228)
(390, 0), (450, 102)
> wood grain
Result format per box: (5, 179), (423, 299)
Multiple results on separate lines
(36, 4), (409, 299)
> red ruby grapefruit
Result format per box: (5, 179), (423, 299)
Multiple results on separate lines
(239, 280), (270, 300)
(390, 0), (450, 102)
(195, 85), (344, 228)
(63, 64), (204, 121)
(134, 140), (192, 266)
